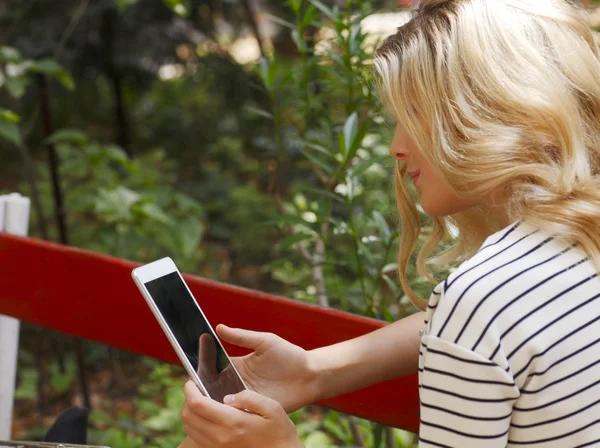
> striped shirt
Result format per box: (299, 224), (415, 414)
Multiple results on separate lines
(418, 221), (600, 447)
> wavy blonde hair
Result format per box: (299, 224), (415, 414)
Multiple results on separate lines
(374, 0), (600, 310)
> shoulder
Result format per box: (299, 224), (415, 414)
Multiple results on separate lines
(425, 222), (549, 360)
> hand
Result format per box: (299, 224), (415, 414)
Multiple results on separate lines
(182, 381), (304, 448)
(216, 324), (318, 412)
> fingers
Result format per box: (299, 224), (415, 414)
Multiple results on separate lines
(198, 333), (217, 378)
(223, 389), (281, 418)
(216, 324), (272, 351)
(183, 380), (238, 424)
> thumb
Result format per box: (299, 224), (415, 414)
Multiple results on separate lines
(216, 324), (270, 351)
(223, 390), (281, 418)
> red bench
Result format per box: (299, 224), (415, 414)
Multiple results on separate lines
(0, 233), (419, 432)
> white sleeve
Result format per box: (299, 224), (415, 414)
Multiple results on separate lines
(419, 335), (519, 448)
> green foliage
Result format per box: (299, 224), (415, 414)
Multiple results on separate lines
(253, 0), (434, 319)
(6, 0), (432, 445)
(87, 363), (187, 448)
(0, 45), (74, 147)
(22, 133), (206, 271)
(290, 409), (418, 447)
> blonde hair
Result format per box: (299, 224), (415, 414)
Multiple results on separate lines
(374, 0), (600, 310)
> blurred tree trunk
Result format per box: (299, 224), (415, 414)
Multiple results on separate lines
(101, 9), (132, 157)
(241, 0), (266, 58)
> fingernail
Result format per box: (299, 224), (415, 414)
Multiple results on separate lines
(224, 395), (235, 405)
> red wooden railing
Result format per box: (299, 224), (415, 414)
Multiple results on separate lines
(0, 234), (419, 432)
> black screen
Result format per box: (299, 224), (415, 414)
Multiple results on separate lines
(145, 272), (245, 402)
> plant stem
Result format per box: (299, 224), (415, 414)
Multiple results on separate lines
(349, 213), (370, 310)
(349, 416), (366, 447)
(386, 426), (398, 448)
(38, 73), (91, 410)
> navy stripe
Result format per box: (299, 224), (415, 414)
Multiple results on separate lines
(421, 400), (512, 421)
(511, 397), (600, 429)
(489, 271), (597, 360)
(418, 437), (452, 448)
(528, 336), (600, 379)
(513, 314), (600, 379)
(424, 366), (515, 386)
(422, 385), (519, 402)
(424, 346), (496, 366)
(513, 378), (600, 411)
(421, 419), (509, 439)
(508, 418), (600, 445)
(471, 253), (583, 351)
(476, 221), (521, 253)
(438, 235), (550, 339)
(455, 245), (574, 345)
(507, 291), (600, 360)
(446, 225), (533, 291)
(521, 358), (600, 394)
(575, 439), (600, 448)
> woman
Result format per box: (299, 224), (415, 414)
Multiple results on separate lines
(179, 0), (600, 446)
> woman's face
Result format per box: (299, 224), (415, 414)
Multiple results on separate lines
(389, 122), (480, 217)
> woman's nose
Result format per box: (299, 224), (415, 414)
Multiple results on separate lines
(389, 147), (408, 161)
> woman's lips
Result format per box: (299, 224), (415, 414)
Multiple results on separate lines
(408, 171), (421, 186)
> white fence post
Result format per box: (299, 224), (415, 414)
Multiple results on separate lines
(0, 193), (31, 441)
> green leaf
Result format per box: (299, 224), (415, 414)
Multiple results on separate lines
(303, 141), (336, 159)
(382, 308), (395, 323)
(258, 58), (278, 90)
(342, 112), (358, 158)
(30, 59), (75, 90)
(308, 0), (338, 21)
(300, 149), (335, 175)
(292, 30), (308, 53)
(47, 129), (89, 146)
(178, 217), (204, 259)
(382, 263), (398, 274)
(267, 58), (278, 88)
(0, 108), (21, 123)
(265, 214), (314, 227)
(115, 0), (140, 12)
(245, 105), (273, 120)
(163, 0), (189, 16)
(372, 210), (391, 240)
(303, 186), (345, 204)
(382, 274), (398, 293)
(304, 430), (334, 447)
(0, 46), (21, 63)
(53, 70), (76, 90)
(104, 145), (129, 163)
(296, 421), (321, 438)
(265, 13), (296, 29)
(143, 408), (181, 431)
(139, 202), (173, 225)
(346, 122), (369, 163)
(349, 23), (362, 56)
(165, 384), (185, 409)
(301, 5), (319, 29)
(349, 154), (388, 178)
(288, 0), (302, 16)
(322, 415), (350, 442)
(51, 372), (74, 393)
(0, 120), (21, 145)
(14, 368), (38, 399)
(279, 232), (314, 250)
(5, 76), (28, 98)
